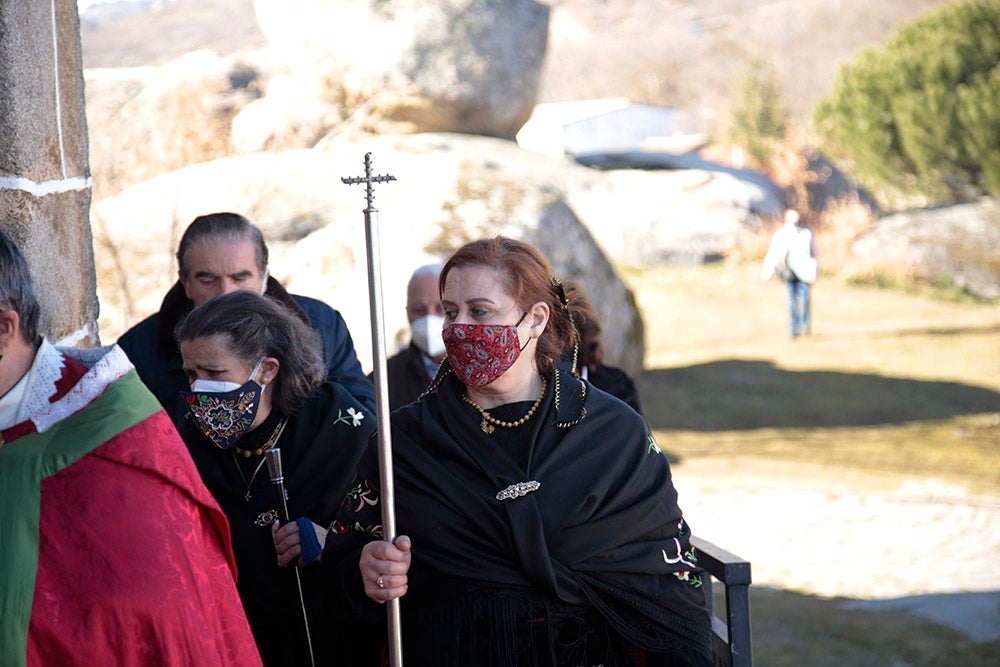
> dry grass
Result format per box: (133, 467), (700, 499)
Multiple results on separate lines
(622, 261), (1000, 489)
(812, 194), (879, 272)
(739, 586), (1000, 666)
(625, 260), (999, 662)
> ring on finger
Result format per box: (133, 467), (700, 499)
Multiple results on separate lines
(376, 574), (385, 590)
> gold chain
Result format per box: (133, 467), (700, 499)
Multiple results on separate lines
(232, 418), (288, 502)
(553, 368), (587, 428)
(233, 417), (288, 458)
(462, 376), (547, 434)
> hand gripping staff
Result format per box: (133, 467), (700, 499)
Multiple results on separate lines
(264, 448), (316, 667)
(341, 153), (403, 667)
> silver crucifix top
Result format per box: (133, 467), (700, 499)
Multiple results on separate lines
(340, 152), (397, 210)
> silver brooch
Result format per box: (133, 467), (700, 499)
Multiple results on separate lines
(496, 480), (541, 501)
(254, 509), (279, 526)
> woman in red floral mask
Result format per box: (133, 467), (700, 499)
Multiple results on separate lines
(275, 236), (714, 667)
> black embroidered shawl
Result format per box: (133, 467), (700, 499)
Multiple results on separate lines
(332, 365), (712, 666)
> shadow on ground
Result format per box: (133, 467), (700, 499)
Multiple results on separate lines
(856, 323), (1000, 338)
(738, 586), (1000, 666)
(639, 359), (1000, 431)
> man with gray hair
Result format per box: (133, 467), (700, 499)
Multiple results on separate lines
(118, 212), (375, 422)
(380, 263), (446, 410)
(0, 229), (260, 666)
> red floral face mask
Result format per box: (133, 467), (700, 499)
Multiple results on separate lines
(443, 312), (529, 387)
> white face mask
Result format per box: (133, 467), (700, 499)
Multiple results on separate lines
(410, 314), (445, 358)
(190, 379), (242, 394)
(189, 357), (266, 394)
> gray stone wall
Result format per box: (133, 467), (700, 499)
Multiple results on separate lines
(0, 0), (98, 346)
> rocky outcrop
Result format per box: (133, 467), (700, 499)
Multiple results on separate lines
(244, 0), (549, 147)
(850, 198), (1000, 301)
(93, 133), (784, 374)
(572, 151), (786, 263)
(85, 51), (255, 199)
(94, 134), (640, 374)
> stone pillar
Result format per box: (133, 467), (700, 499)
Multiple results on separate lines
(0, 0), (98, 346)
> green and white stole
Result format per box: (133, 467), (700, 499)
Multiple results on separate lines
(0, 371), (159, 667)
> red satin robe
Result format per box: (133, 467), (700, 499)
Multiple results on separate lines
(0, 347), (262, 666)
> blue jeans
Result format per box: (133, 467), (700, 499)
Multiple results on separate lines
(787, 279), (810, 337)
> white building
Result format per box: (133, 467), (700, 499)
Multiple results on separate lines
(516, 98), (705, 159)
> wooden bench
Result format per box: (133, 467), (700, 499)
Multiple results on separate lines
(692, 536), (753, 666)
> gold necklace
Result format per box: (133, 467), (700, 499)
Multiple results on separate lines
(462, 376), (547, 434)
(233, 417), (288, 458)
(232, 418), (288, 501)
(553, 368), (587, 428)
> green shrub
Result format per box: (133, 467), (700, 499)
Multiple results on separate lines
(813, 0), (1000, 207)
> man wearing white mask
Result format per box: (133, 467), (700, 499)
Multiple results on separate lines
(118, 212), (374, 423)
(381, 264), (445, 411)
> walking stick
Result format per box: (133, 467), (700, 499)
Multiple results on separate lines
(264, 447), (316, 667)
(341, 152), (403, 667)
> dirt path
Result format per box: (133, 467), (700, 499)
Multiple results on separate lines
(673, 458), (1000, 641)
(676, 459), (1000, 597)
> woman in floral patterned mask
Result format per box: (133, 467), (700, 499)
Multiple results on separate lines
(176, 290), (377, 667)
(275, 236), (715, 667)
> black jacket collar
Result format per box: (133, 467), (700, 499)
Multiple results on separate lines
(154, 277), (311, 358)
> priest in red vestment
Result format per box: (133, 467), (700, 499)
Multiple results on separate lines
(0, 230), (261, 666)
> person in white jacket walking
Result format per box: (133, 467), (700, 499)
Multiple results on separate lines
(761, 209), (818, 338)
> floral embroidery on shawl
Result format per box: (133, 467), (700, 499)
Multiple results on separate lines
(332, 407), (365, 427)
(662, 519), (703, 587)
(331, 478), (382, 539)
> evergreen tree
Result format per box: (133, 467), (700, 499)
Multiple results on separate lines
(814, 0), (1000, 206)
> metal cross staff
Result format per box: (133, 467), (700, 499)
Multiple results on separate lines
(341, 152), (403, 667)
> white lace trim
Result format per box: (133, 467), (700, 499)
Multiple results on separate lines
(17, 341), (134, 433)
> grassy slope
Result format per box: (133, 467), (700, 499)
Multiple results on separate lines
(725, 587), (999, 667)
(624, 262), (1000, 664)
(627, 262), (1000, 493)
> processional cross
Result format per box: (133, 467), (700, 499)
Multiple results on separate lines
(341, 151), (397, 210)
(341, 153), (403, 667)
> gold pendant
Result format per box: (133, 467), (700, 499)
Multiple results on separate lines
(480, 418), (495, 434)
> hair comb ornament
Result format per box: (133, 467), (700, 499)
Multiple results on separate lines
(550, 276), (570, 310)
(551, 276), (581, 376)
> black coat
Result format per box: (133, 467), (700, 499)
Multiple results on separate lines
(377, 343), (438, 412)
(181, 381), (375, 666)
(588, 363), (643, 417)
(118, 277), (375, 423)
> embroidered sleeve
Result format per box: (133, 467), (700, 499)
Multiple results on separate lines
(330, 476), (382, 540)
(642, 430), (704, 587)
